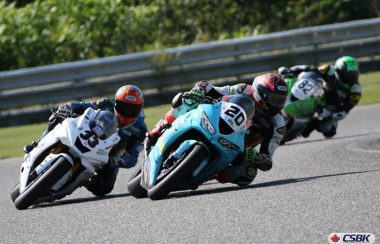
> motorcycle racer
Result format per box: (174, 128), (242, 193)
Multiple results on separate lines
(146, 74), (288, 186)
(278, 56), (361, 143)
(24, 85), (147, 196)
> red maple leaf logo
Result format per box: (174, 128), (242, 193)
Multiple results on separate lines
(331, 234), (340, 243)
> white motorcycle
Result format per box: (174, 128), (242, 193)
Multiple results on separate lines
(11, 108), (120, 210)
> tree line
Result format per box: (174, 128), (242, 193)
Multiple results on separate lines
(0, 0), (379, 71)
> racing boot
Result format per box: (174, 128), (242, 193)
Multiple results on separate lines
(242, 147), (272, 171)
(216, 147), (272, 186)
(301, 117), (318, 138)
(85, 163), (118, 197)
(215, 159), (258, 187)
(145, 119), (171, 151)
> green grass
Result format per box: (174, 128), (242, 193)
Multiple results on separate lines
(358, 71), (380, 105)
(1, 71), (379, 159)
(0, 104), (171, 159)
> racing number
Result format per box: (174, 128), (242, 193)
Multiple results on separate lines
(298, 80), (313, 94)
(225, 105), (245, 126)
(79, 130), (99, 148)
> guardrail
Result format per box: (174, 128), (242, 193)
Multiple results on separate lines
(1, 17), (380, 126)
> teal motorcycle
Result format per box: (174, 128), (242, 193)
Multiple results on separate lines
(128, 94), (255, 200)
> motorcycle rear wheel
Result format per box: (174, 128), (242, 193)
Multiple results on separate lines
(148, 143), (208, 200)
(14, 156), (72, 210)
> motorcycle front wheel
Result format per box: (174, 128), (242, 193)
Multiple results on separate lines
(148, 143), (208, 200)
(14, 156), (72, 210)
(10, 184), (20, 202)
(127, 166), (147, 198)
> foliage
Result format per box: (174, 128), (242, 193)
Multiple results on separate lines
(0, 0), (378, 71)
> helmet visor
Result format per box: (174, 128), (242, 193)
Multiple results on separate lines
(114, 100), (143, 118)
(341, 71), (358, 85)
(266, 91), (287, 109)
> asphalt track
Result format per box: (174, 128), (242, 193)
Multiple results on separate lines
(1, 104), (379, 244)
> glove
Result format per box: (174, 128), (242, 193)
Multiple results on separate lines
(184, 86), (205, 103)
(56, 104), (72, 118)
(318, 64), (335, 76)
(96, 98), (114, 111)
(108, 156), (124, 168)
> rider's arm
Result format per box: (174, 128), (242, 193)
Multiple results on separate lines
(343, 83), (362, 112)
(112, 115), (147, 168)
(289, 65), (315, 75)
(256, 114), (286, 171)
(194, 80), (252, 98)
(118, 141), (144, 168)
(279, 65), (315, 77)
(148, 81), (251, 140)
(67, 98), (113, 115)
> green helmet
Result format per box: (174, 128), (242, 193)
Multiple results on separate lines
(334, 56), (359, 88)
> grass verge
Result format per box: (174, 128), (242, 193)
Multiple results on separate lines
(0, 104), (171, 159)
(1, 71), (379, 159)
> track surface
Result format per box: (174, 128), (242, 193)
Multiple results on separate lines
(1, 104), (379, 244)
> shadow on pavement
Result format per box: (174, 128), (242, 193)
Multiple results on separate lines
(168, 169), (378, 199)
(28, 169), (378, 205)
(31, 192), (131, 209)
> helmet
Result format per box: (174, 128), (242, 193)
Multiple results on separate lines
(114, 85), (144, 125)
(335, 56), (359, 88)
(251, 74), (288, 116)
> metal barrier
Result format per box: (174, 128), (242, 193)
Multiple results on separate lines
(1, 18), (380, 126)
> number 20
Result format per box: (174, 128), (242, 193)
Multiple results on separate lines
(225, 105), (245, 126)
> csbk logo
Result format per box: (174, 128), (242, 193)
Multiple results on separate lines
(328, 233), (375, 244)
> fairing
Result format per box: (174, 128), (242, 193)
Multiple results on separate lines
(141, 100), (247, 190)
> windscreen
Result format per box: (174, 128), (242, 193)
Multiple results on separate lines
(90, 111), (118, 140)
(219, 94), (255, 133)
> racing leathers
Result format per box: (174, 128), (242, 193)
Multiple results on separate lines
(280, 65), (361, 142)
(147, 81), (286, 186)
(29, 98), (147, 196)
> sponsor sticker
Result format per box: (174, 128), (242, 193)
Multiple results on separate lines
(277, 85), (287, 92)
(125, 95), (137, 101)
(328, 233), (375, 244)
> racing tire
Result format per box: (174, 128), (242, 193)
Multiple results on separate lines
(127, 166), (147, 198)
(10, 184), (20, 202)
(14, 157), (72, 210)
(148, 144), (208, 200)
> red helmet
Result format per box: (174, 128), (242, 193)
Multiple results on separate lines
(252, 74), (288, 116)
(114, 85), (144, 125)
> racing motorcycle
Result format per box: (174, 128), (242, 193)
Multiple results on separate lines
(281, 72), (347, 144)
(128, 94), (255, 200)
(10, 108), (120, 210)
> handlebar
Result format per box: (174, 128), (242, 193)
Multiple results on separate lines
(182, 92), (218, 104)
